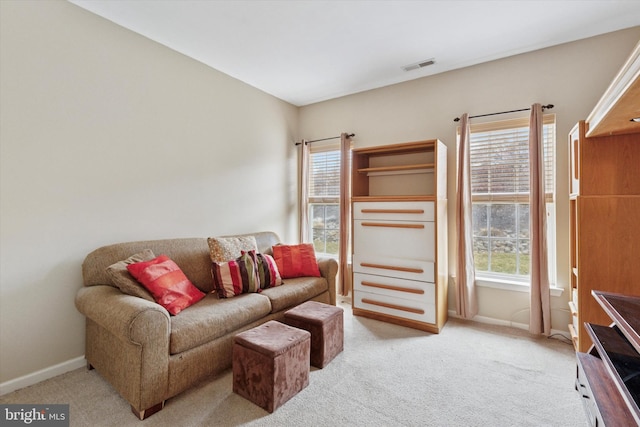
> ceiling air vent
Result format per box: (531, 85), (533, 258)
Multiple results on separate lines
(402, 58), (435, 72)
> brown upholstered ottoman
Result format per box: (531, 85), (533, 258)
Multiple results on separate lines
(232, 320), (310, 413)
(284, 301), (344, 368)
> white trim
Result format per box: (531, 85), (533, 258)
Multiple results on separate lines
(447, 310), (572, 342)
(476, 276), (564, 297)
(452, 273), (564, 297)
(0, 356), (86, 396)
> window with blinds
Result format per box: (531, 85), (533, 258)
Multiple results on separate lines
(466, 115), (556, 279)
(307, 144), (342, 256)
(469, 116), (555, 203)
(308, 149), (340, 202)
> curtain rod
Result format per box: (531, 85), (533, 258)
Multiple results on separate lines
(453, 104), (554, 122)
(294, 133), (355, 146)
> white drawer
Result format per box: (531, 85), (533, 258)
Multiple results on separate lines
(353, 201), (434, 221)
(352, 253), (434, 282)
(354, 219), (434, 260)
(354, 273), (435, 305)
(354, 289), (435, 324)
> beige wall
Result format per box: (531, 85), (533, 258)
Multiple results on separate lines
(299, 27), (640, 331)
(0, 0), (299, 385)
(2, 0), (639, 390)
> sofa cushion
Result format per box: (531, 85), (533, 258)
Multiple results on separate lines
(255, 252), (283, 289)
(260, 276), (329, 313)
(127, 255), (206, 315)
(208, 236), (258, 262)
(169, 293), (272, 354)
(272, 243), (321, 279)
(211, 251), (261, 298)
(105, 249), (156, 301)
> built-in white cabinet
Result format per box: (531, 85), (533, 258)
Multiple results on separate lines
(351, 140), (448, 333)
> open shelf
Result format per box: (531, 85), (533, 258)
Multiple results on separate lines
(577, 290), (640, 426)
(351, 139), (445, 200)
(585, 323), (640, 423)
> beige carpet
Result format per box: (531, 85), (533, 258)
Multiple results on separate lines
(1, 299), (585, 426)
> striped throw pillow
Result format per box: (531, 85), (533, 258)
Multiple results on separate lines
(211, 251), (260, 298)
(255, 252), (283, 289)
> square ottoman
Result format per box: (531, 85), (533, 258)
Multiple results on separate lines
(284, 301), (344, 368)
(233, 320), (310, 413)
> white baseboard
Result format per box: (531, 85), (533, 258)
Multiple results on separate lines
(447, 310), (572, 342)
(0, 356), (86, 396)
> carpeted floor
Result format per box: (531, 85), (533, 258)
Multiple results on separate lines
(1, 299), (585, 426)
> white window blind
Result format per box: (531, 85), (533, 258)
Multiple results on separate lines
(308, 144), (341, 203)
(465, 114), (557, 279)
(469, 115), (555, 202)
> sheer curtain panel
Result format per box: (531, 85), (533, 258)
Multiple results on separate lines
(528, 104), (551, 335)
(456, 114), (478, 318)
(299, 140), (310, 243)
(338, 133), (352, 296)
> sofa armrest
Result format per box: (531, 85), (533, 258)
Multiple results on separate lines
(316, 257), (339, 305)
(75, 285), (171, 412)
(75, 285), (170, 345)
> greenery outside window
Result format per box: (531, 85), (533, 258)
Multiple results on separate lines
(468, 115), (556, 284)
(307, 146), (341, 257)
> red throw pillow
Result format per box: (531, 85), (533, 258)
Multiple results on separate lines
(272, 243), (321, 279)
(127, 255), (205, 315)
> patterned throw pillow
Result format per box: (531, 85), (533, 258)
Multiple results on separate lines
(211, 251), (261, 298)
(127, 255), (206, 315)
(272, 243), (321, 279)
(207, 236), (258, 262)
(105, 249), (156, 301)
(255, 252), (283, 289)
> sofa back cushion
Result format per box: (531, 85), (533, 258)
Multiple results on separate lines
(82, 232), (282, 294)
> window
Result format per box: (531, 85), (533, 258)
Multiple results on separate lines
(467, 115), (556, 283)
(307, 146), (341, 257)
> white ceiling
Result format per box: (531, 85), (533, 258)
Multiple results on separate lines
(69, 0), (640, 107)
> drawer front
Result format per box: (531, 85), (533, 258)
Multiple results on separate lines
(353, 201), (434, 221)
(576, 356), (600, 427)
(354, 220), (434, 260)
(354, 273), (435, 305)
(354, 289), (435, 324)
(353, 253), (434, 282)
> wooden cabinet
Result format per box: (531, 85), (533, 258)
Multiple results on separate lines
(568, 120), (640, 353)
(575, 291), (640, 426)
(568, 40), (640, 353)
(351, 140), (448, 333)
(571, 39), (640, 427)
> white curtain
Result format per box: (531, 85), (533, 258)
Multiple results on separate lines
(528, 104), (551, 335)
(455, 113), (478, 318)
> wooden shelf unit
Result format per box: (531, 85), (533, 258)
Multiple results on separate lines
(575, 291), (640, 426)
(572, 41), (640, 427)
(350, 139), (448, 333)
(568, 119), (640, 353)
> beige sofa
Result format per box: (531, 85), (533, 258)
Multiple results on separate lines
(75, 232), (338, 419)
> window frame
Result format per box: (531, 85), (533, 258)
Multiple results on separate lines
(305, 141), (343, 258)
(462, 114), (559, 293)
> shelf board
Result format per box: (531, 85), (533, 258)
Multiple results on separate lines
(585, 323), (640, 424)
(569, 301), (578, 316)
(592, 290), (640, 354)
(586, 40), (640, 137)
(351, 195), (437, 202)
(568, 324), (578, 350)
(352, 139), (437, 156)
(357, 163), (434, 174)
